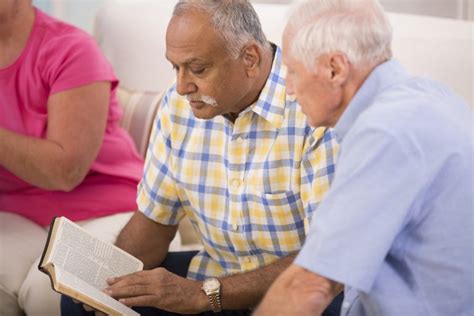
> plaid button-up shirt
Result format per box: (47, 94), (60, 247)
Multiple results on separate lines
(137, 47), (338, 280)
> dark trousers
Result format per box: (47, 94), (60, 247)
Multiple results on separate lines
(61, 251), (343, 316)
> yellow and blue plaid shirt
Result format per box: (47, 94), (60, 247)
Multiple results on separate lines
(137, 47), (338, 280)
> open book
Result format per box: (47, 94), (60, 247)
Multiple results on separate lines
(38, 216), (143, 316)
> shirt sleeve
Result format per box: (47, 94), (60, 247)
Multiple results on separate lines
(136, 90), (185, 225)
(296, 122), (427, 293)
(39, 31), (117, 95)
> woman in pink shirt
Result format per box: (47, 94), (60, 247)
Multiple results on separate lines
(0, 0), (144, 315)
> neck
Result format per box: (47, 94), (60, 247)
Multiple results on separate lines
(0, 1), (35, 68)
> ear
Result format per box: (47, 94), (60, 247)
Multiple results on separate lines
(241, 44), (261, 78)
(328, 53), (350, 86)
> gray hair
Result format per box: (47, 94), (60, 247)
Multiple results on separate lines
(173, 0), (272, 58)
(287, 0), (393, 69)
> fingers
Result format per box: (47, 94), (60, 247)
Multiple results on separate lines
(117, 294), (157, 307)
(107, 269), (152, 286)
(105, 283), (155, 299)
(106, 276), (119, 285)
(83, 304), (94, 312)
(103, 268), (176, 310)
(71, 299), (95, 313)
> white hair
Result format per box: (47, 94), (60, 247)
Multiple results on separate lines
(286, 0), (393, 69)
(173, 0), (272, 58)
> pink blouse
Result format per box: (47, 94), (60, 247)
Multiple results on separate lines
(0, 9), (144, 226)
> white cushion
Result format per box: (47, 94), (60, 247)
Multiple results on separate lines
(94, 0), (176, 92)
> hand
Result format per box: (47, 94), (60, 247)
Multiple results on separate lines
(104, 267), (208, 314)
(254, 265), (341, 316)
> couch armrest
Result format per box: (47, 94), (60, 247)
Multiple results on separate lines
(116, 87), (162, 157)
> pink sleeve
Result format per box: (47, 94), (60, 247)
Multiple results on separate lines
(39, 31), (118, 95)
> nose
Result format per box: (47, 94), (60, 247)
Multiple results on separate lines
(176, 69), (197, 96)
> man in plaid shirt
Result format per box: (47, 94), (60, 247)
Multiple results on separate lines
(62, 1), (339, 315)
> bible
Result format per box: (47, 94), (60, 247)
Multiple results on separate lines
(38, 216), (143, 316)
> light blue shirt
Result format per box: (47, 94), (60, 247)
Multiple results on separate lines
(296, 60), (474, 316)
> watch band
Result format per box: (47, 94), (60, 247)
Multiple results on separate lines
(208, 291), (222, 313)
(202, 278), (222, 313)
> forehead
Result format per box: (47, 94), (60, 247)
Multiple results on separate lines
(165, 12), (227, 64)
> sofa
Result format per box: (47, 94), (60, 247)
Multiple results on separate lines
(93, 0), (473, 249)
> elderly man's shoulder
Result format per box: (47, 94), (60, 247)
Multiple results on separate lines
(357, 77), (471, 149)
(373, 77), (468, 121)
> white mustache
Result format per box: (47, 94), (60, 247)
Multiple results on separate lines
(186, 95), (218, 107)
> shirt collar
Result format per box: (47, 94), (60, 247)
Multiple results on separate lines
(334, 60), (410, 143)
(245, 45), (287, 128)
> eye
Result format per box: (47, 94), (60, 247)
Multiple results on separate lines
(191, 67), (206, 75)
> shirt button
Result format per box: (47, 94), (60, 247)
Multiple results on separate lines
(342, 301), (350, 309)
(231, 179), (241, 188)
(236, 137), (244, 144)
(245, 257), (251, 263)
(232, 223), (239, 232)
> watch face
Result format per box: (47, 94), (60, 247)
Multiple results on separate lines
(203, 278), (220, 291)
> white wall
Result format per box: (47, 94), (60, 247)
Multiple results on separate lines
(35, 0), (474, 35)
(33, 0), (105, 34)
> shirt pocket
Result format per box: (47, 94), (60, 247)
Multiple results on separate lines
(245, 189), (306, 254)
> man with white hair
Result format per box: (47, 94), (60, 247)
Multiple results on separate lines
(61, 0), (342, 315)
(255, 0), (473, 315)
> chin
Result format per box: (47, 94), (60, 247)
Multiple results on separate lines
(307, 116), (327, 128)
(307, 119), (319, 128)
(191, 108), (218, 120)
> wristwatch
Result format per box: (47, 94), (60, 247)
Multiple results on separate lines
(201, 278), (222, 313)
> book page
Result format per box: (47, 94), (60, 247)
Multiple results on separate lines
(49, 217), (143, 290)
(55, 267), (139, 316)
